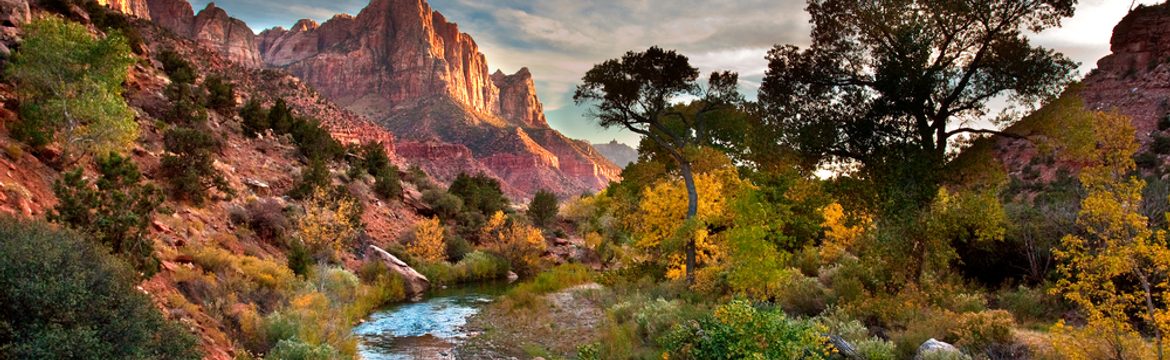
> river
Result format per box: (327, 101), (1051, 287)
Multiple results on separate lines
(352, 282), (511, 360)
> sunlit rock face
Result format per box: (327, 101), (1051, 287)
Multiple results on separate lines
(256, 0), (620, 197)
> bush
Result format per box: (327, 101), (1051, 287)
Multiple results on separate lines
(482, 212), (548, 277)
(373, 166), (403, 200)
(450, 172), (509, 216)
(266, 339), (339, 360)
(287, 242), (313, 277)
(161, 127), (231, 204)
(994, 285), (1066, 324)
(290, 158), (331, 200)
(948, 310), (1015, 354)
(660, 300), (832, 359)
(267, 98), (294, 135)
(164, 81), (208, 125)
(422, 189), (464, 220)
(445, 233), (473, 262)
(50, 153), (164, 276)
(204, 75), (236, 112)
(528, 189), (559, 228)
(1154, 135), (1170, 155)
(289, 118), (344, 161)
(0, 217), (201, 359)
(245, 198), (290, 242)
(159, 48), (196, 84)
(240, 99), (269, 138)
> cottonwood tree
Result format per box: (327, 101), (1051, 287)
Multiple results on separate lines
(8, 17), (137, 165)
(574, 46), (741, 283)
(759, 0), (1078, 208)
(1054, 110), (1170, 360)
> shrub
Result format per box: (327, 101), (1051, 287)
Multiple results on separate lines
(454, 251), (511, 282)
(287, 242), (313, 277)
(482, 211), (548, 277)
(373, 166), (403, 200)
(240, 99), (269, 138)
(266, 339), (339, 360)
(49, 153), (164, 276)
(164, 81), (208, 125)
(994, 285), (1066, 324)
(948, 310), (1015, 354)
(445, 233), (473, 262)
(406, 217), (446, 263)
(660, 300), (832, 359)
(1154, 135), (1170, 155)
(502, 263), (593, 309)
(422, 188), (464, 220)
(245, 198), (290, 242)
(295, 187), (361, 263)
(0, 217), (201, 359)
(204, 75), (236, 112)
(528, 189), (559, 228)
(161, 127), (232, 204)
(267, 98), (294, 135)
(8, 17), (137, 160)
(158, 48), (196, 84)
(290, 158), (331, 200)
(449, 172), (509, 216)
(289, 118), (344, 161)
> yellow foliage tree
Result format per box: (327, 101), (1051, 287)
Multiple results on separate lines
(482, 211), (547, 276)
(1053, 110), (1170, 360)
(407, 217), (445, 263)
(631, 167), (749, 280)
(296, 188), (360, 261)
(818, 202), (870, 264)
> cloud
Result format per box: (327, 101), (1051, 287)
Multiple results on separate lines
(192, 0), (1151, 146)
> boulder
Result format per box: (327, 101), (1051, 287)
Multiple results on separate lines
(366, 245), (430, 300)
(914, 338), (964, 360)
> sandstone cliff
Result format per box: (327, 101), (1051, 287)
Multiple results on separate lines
(1080, 3), (1170, 137)
(142, 0), (260, 67)
(96, 0), (150, 19)
(256, 0), (620, 197)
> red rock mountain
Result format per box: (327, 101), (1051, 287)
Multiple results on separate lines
(1079, 3), (1170, 137)
(110, 0), (619, 198)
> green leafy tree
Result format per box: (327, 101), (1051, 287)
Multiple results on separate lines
(49, 153), (164, 276)
(528, 189), (558, 228)
(574, 46), (742, 283)
(449, 173), (509, 216)
(758, 0), (1078, 209)
(373, 166), (402, 200)
(0, 217), (201, 359)
(7, 17), (137, 163)
(163, 81), (207, 125)
(161, 127), (231, 205)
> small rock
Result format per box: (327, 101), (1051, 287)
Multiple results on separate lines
(914, 338), (963, 360)
(506, 271), (519, 283)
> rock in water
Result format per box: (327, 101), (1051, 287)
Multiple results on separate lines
(367, 245), (430, 300)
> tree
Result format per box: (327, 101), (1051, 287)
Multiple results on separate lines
(449, 173), (509, 216)
(160, 127), (231, 205)
(528, 190), (558, 228)
(49, 153), (164, 276)
(482, 211), (547, 277)
(1053, 110), (1170, 360)
(373, 166), (402, 200)
(7, 17), (137, 164)
(0, 217), (201, 359)
(295, 187), (361, 263)
(268, 98), (294, 135)
(574, 46), (742, 283)
(407, 217), (445, 263)
(290, 157), (331, 200)
(758, 0), (1078, 208)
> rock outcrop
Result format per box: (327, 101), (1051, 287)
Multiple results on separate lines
(367, 245), (430, 299)
(96, 0), (150, 19)
(914, 339), (962, 360)
(257, 0), (621, 197)
(140, 0), (260, 67)
(593, 140), (638, 168)
(1081, 3), (1170, 138)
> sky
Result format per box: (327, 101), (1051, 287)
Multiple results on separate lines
(190, 0), (1161, 147)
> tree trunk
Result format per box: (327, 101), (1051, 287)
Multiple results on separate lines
(680, 161), (699, 285)
(1136, 269), (1164, 360)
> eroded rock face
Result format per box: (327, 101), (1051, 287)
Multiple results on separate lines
(1082, 3), (1170, 137)
(257, 0), (621, 197)
(492, 68), (547, 128)
(142, 0), (260, 67)
(96, 0), (150, 19)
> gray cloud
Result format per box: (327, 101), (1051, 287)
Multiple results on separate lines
(192, 0), (1151, 146)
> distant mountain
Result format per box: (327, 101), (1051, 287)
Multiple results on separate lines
(593, 140), (638, 169)
(108, 0), (621, 198)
